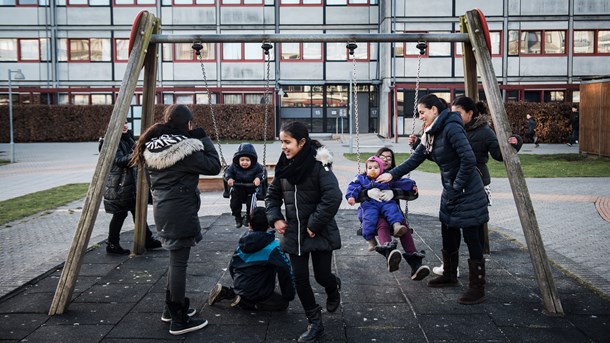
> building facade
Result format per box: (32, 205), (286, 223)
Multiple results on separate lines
(1, 0), (609, 137)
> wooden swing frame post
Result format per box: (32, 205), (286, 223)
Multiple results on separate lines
(463, 9), (563, 315)
(48, 11), (157, 315)
(50, 9), (563, 316)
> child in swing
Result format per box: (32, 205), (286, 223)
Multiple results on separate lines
(224, 143), (265, 228)
(346, 156), (414, 252)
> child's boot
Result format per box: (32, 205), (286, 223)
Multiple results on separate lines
(428, 250), (459, 287)
(403, 250), (431, 281)
(392, 222), (408, 237)
(207, 283), (236, 306)
(366, 238), (378, 252)
(235, 215), (243, 228)
(374, 240), (401, 272)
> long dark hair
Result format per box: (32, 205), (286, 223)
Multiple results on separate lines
(452, 96), (489, 119)
(280, 121), (322, 149)
(418, 94), (448, 113)
(375, 147), (396, 170)
(130, 104), (193, 167)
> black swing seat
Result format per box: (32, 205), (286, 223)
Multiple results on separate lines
(222, 169), (268, 201)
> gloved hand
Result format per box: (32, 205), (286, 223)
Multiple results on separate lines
(367, 188), (384, 202)
(189, 128), (207, 139)
(379, 189), (394, 201)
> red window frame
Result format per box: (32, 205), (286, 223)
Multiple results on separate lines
(280, 42), (324, 62)
(516, 30), (567, 56)
(573, 29), (610, 56)
(16, 38), (41, 62)
(67, 38), (91, 62)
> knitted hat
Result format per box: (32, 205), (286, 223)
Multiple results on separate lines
(366, 156), (384, 175)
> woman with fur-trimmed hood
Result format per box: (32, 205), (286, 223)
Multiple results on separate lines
(265, 121), (342, 343)
(130, 104), (221, 336)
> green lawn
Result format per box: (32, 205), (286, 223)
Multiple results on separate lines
(344, 153), (610, 178)
(0, 183), (89, 227)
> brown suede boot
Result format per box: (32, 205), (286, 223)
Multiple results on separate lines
(458, 259), (486, 305)
(427, 250), (459, 287)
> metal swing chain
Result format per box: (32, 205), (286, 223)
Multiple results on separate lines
(404, 41), (427, 223)
(348, 42), (361, 174)
(261, 42), (273, 167)
(193, 42), (228, 168)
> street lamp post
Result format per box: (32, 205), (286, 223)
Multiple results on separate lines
(8, 69), (25, 163)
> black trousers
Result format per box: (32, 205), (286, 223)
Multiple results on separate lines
(441, 224), (484, 260)
(230, 186), (254, 218)
(168, 247), (190, 304)
(289, 251), (338, 312)
(108, 210), (152, 244)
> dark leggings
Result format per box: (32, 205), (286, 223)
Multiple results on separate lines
(289, 251), (338, 312)
(230, 186), (254, 218)
(167, 247), (191, 304)
(108, 210), (152, 244)
(441, 224), (484, 260)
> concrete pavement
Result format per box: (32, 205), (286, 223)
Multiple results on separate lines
(0, 136), (609, 341)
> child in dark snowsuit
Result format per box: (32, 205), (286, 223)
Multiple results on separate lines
(346, 156), (415, 252)
(207, 207), (295, 311)
(224, 143), (265, 228)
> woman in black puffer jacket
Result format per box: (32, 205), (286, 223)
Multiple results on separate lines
(130, 105), (221, 336)
(378, 94), (489, 305)
(266, 121), (342, 343)
(101, 122), (161, 255)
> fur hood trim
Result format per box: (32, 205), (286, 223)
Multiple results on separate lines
(315, 146), (333, 167)
(144, 136), (204, 170)
(466, 114), (490, 131)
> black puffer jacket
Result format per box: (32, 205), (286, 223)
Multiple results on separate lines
(391, 109), (489, 228)
(143, 134), (221, 241)
(465, 115), (522, 186)
(265, 147), (342, 256)
(229, 230), (295, 302)
(101, 131), (137, 214)
(224, 143), (265, 185)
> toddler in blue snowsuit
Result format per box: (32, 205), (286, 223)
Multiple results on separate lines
(346, 156), (416, 252)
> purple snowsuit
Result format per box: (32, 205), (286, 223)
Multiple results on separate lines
(345, 174), (416, 241)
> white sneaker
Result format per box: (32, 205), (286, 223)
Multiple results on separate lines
(432, 263), (460, 277)
(366, 239), (378, 252)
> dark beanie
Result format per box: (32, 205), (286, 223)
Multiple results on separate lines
(249, 207), (269, 232)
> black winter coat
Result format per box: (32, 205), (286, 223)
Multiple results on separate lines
(265, 147), (342, 256)
(144, 134), (221, 241)
(102, 131), (137, 214)
(224, 143), (265, 186)
(464, 115), (522, 186)
(391, 110), (489, 228)
(229, 230), (296, 302)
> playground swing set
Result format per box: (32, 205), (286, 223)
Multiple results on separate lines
(49, 9), (564, 317)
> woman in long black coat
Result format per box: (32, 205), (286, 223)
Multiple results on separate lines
(377, 94), (489, 305)
(101, 122), (161, 254)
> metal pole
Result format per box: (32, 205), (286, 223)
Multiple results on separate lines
(151, 33), (470, 44)
(8, 70), (14, 163)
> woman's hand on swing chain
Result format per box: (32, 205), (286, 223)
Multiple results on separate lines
(307, 228), (315, 238)
(376, 173), (393, 183)
(274, 220), (288, 235)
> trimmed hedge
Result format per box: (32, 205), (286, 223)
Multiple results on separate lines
(0, 104), (274, 142)
(0, 102), (573, 143)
